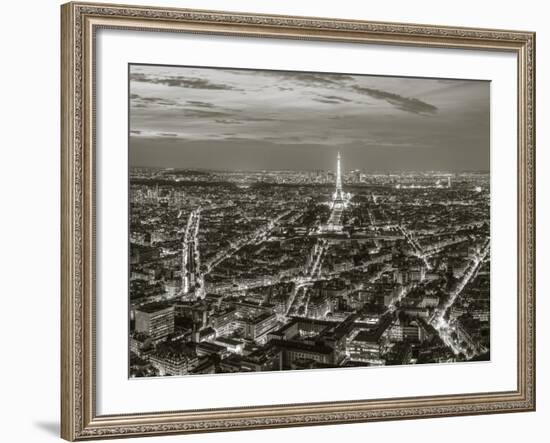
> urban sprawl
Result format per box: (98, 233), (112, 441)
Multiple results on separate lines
(129, 153), (490, 377)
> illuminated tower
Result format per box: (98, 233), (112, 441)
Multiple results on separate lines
(322, 152), (351, 233)
(335, 151), (343, 201)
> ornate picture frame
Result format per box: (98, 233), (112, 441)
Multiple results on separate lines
(61, 2), (535, 440)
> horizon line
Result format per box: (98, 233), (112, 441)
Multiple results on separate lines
(129, 166), (490, 174)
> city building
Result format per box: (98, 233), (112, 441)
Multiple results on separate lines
(134, 302), (175, 341)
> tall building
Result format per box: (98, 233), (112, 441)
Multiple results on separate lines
(322, 152), (351, 232)
(334, 151), (344, 201)
(331, 151), (350, 204)
(135, 303), (175, 341)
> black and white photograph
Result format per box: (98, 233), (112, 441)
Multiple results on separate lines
(129, 65), (490, 377)
(128, 64), (491, 378)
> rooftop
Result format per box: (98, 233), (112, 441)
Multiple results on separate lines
(136, 302), (174, 314)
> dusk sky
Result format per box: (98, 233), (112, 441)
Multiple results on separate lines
(129, 64), (489, 172)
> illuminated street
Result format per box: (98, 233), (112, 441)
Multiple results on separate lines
(130, 156), (490, 376)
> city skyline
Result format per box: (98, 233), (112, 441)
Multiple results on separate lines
(129, 64), (490, 172)
(128, 65), (490, 378)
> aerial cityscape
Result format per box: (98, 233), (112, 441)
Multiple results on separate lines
(128, 64), (490, 377)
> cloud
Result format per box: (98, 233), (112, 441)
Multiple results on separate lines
(313, 95), (354, 105)
(321, 95), (353, 103)
(313, 98), (343, 104)
(182, 109), (236, 119)
(238, 70), (353, 88)
(187, 100), (215, 109)
(133, 106), (236, 120)
(130, 94), (177, 107)
(352, 86), (437, 114)
(128, 65), (488, 172)
(240, 116), (276, 122)
(130, 72), (237, 90)
(215, 119), (242, 125)
(286, 72), (353, 86)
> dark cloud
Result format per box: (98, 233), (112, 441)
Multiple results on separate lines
(182, 109), (235, 119)
(187, 100), (215, 109)
(313, 95), (354, 105)
(213, 116), (275, 124)
(130, 72), (237, 90)
(284, 72), (353, 87)
(239, 70), (353, 88)
(313, 98), (343, 105)
(322, 95), (353, 103)
(214, 119), (242, 125)
(242, 116), (276, 122)
(130, 94), (177, 107)
(149, 108), (233, 119)
(140, 97), (171, 104)
(353, 86), (438, 114)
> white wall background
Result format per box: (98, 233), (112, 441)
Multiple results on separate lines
(0, 0), (546, 442)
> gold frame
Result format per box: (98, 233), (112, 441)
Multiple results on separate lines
(61, 2), (536, 440)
